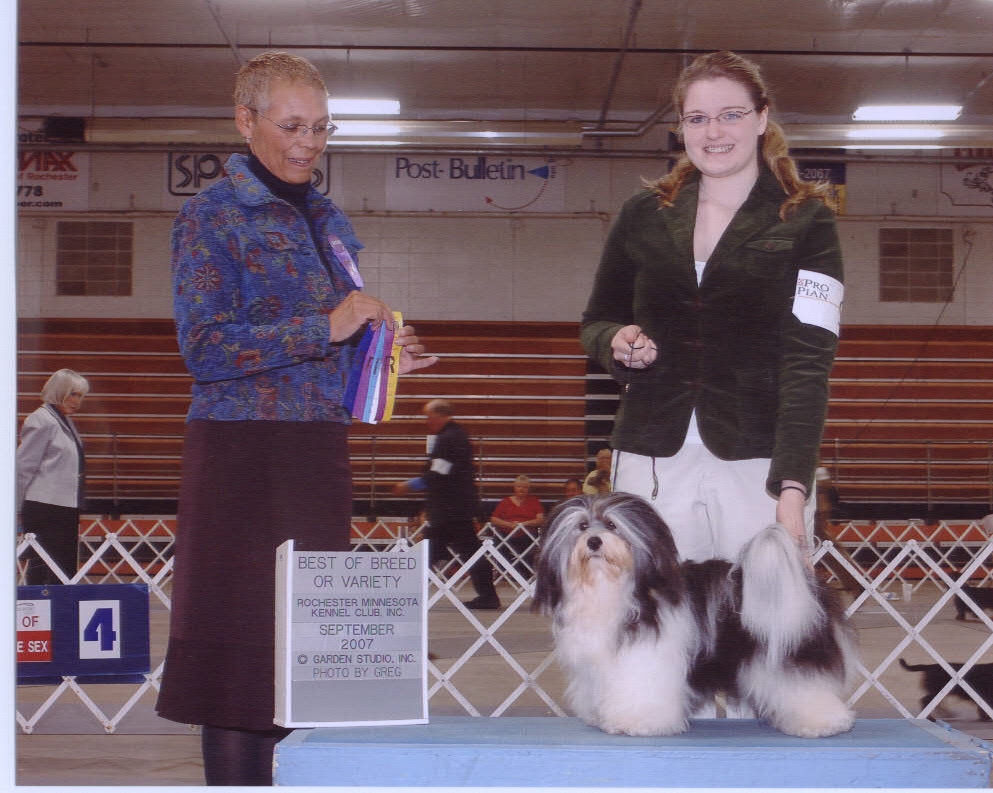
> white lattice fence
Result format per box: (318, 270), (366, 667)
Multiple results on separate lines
(812, 536), (993, 721)
(15, 517), (993, 733)
(831, 519), (993, 593)
(15, 523), (174, 734)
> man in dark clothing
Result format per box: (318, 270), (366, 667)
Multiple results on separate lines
(394, 399), (500, 610)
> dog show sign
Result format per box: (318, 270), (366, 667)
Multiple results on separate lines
(275, 541), (428, 727)
(16, 584), (151, 684)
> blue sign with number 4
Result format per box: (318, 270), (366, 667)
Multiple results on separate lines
(16, 584), (150, 684)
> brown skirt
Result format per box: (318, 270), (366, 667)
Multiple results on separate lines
(156, 420), (352, 730)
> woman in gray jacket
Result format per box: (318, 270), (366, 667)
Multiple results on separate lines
(16, 368), (89, 584)
(581, 52), (843, 562)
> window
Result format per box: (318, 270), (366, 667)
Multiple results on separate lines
(56, 221), (133, 296)
(878, 227), (954, 303)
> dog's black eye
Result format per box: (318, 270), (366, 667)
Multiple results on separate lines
(604, 519), (617, 531)
(578, 521), (589, 532)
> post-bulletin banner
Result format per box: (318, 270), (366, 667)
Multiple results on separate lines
(940, 152), (993, 208)
(386, 155), (565, 212)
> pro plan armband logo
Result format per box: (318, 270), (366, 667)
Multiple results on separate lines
(793, 269), (843, 336)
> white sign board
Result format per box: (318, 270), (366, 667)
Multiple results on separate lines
(18, 120), (90, 211)
(16, 599), (52, 663)
(940, 161), (993, 207)
(275, 540), (428, 727)
(386, 155), (565, 211)
(167, 152), (334, 199)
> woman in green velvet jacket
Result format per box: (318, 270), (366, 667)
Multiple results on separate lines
(581, 52), (843, 562)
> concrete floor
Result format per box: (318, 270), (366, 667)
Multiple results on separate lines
(15, 581), (993, 787)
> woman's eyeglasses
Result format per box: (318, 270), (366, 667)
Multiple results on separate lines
(680, 108), (755, 128)
(248, 108), (338, 138)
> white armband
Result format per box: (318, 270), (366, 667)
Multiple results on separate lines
(793, 269), (843, 336)
(431, 457), (453, 476)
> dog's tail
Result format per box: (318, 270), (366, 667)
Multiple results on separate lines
(738, 524), (825, 660)
(899, 658), (928, 672)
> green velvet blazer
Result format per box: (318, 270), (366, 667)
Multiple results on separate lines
(581, 166), (844, 496)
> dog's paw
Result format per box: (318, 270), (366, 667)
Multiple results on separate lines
(597, 716), (689, 737)
(772, 704), (855, 738)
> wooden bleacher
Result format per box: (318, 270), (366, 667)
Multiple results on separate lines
(347, 320), (590, 510)
(15, 319), (993, 515)
(823, 325), (993, 508)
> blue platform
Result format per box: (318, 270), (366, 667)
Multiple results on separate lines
(275, 716), (992, 788)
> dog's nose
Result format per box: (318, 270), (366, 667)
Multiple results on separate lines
(586, 535), (603, 551)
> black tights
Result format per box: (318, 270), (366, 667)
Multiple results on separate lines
(201, 724), (292, 786)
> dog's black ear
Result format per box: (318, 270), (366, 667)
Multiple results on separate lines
(532, 495), (600, 613)
(624, 495), (681, 567)
(532, 536), (567, 613)
(531, 558), (560, 613)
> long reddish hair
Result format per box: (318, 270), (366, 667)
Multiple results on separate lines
(647, 51), (830, 220)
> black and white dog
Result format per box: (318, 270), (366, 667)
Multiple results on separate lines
(533, 492), (857, 738)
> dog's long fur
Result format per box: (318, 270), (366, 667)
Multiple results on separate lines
(533, 492), (857, 738)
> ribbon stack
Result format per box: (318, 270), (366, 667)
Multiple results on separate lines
(343, 311), (403, 424)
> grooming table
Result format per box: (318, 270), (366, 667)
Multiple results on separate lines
(275, 716), (992, 787)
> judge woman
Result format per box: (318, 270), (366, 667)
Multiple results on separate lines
(156, 51), (436, 786)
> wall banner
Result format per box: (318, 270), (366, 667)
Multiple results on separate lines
(940, 154), (993, 208)
(167, 152), (333, 198)
(386, 155), (565, 212)
(18, 121), (90, 211)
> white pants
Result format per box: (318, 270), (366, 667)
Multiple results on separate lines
(612, 444), (815, 563)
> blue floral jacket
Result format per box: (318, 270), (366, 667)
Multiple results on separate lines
(173, 153), (363, 422)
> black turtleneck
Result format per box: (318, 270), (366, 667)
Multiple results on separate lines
(246, 154), (311, 214)
(246, 153), (339, 280)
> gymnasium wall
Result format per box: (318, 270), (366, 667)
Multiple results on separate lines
(15, 150), (993, 326)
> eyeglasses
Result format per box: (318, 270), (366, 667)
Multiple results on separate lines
(247, 108), (338, 138)
(680, 108), (755, 128)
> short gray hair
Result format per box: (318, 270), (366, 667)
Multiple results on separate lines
(41, 369), (89, 405)
(234, 51), (328, 112)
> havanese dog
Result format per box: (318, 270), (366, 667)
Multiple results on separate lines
(533, 492), (857, 738)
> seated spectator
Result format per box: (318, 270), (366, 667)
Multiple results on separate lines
(489, 475), (545, 573)
(491, 475), (545, 533)
(562, 478), (583, 500)
(583, 448), (613, 495)
(550, 479), (585, 515)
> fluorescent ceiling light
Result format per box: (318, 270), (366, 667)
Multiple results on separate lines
(329, 98), (401, 115)
(852, 104), (962, 121)
(845, 127), (946, 140)
(843, 144), (944, 150)
(334, 121), (406, 136)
